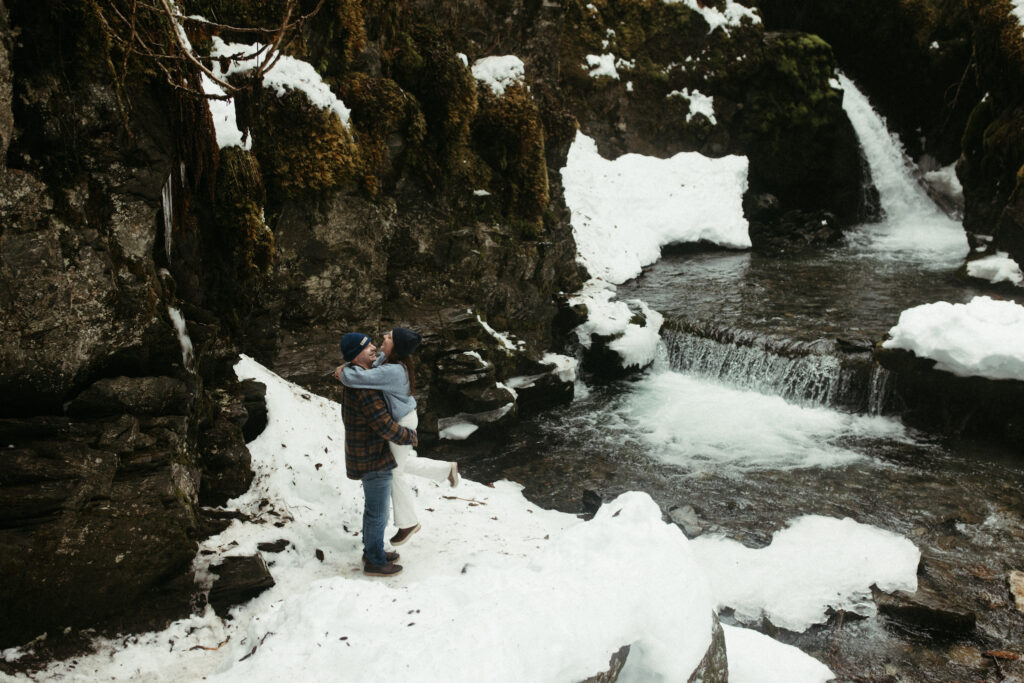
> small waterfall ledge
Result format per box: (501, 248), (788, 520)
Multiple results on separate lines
(661, 318), (893, 415)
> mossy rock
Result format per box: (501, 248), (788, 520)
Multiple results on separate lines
(214, 147), (274, 280)
(246, 87), (360, 203)
(472, 83), (549, 239)
(968, 0), (1024, 100)
(733, 30), (864, 221)
(337, 72), (427, 195)
(388, 24), (488, 193)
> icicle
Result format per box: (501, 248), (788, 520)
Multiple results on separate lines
(162, 173), (174, 263)
(168, 306), (195, 372)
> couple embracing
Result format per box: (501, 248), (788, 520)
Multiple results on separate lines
(336, 327), (460, 577)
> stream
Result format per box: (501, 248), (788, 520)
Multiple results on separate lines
(443, 76), (1024, 681)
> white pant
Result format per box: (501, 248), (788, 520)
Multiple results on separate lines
(391, 412), (453, 529)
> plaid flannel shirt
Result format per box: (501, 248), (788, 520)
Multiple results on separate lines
(342, 385), (418, 480)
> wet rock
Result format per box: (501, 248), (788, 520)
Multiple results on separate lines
(1009, 570), (1024, 612)
(686, 613), (728, 682)
(198, 417), (253, 507)
(257, 539), (291, 553)
(873, 585), (977, 637)
(66, 376), (192, 418)
(579, 302), (657, 381)
(748, 209), (844, 254)
(505, 358), (576, 417)
(874, 346), (1024, 450)
(0, 1), (11, 162)
(0, 413), (200, 648)
(669, 505), (704, 538)
(207, 555), (275, 618)
(238, 380), (268, 443)
(579, 645), (630, 683)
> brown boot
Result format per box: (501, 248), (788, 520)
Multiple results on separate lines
(363, 561), (403, 577)
(362, 551), (399, 566)
(390, 523), (421, 546)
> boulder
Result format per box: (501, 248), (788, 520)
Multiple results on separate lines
(207, 555), (276, 618)
(0, 413), (200, 648)
(873, 585), (977, 637)
(66, 376), (192, 418)
(874, 346), (1024, 450)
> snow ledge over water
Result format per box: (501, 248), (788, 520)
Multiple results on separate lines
(884, 296), (1024, 381)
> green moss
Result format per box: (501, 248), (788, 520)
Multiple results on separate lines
(741, 31), (843, 145)
(247, 88), (361, 202)
(473, 83), (549, 238)
(338, 72), (426, 195)
(214, 147), (274, 279)
(388, 24), (488, 192)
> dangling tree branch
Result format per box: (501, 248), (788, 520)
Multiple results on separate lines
(94, 0), (326, 99)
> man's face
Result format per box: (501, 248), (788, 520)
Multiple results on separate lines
(352, 341), (377, 369)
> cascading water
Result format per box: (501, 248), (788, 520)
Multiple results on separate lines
(837, 72), (969, 264)
(465, 67), (1024, 683)
(168, 306), (195, 372)
(660, 322), (890, 413)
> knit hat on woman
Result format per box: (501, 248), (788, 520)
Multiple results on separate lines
(392, 327), (422, 358)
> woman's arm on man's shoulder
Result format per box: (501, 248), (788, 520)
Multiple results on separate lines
(339, 362), (406, 390)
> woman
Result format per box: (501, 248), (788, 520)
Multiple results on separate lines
(336, 327), (459, 546)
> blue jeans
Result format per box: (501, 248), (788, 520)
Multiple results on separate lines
(361, 470), (393, 566)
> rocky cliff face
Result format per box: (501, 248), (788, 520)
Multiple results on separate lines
(0, 0), (997, 653)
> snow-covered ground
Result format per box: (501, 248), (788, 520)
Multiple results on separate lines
(3, 355), (925, 683)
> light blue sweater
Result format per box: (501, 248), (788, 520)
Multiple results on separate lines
(340, 355), (416, 420)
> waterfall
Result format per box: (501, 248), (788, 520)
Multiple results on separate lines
(837, 73), (968, 263)
(168, 306), (195, 372)
(662, 322), (889, 414)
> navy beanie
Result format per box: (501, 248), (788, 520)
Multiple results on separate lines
(392, 327), (422, 358)
(340, 332), (370, 362)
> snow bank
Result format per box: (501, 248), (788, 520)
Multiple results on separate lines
(11, 357), (716, 682)
(883, 296), (1024, 381)
(561, 131), (749, 285)
(966, 252), (1024, 287)
(690, 515), (920, 632)
(723, 625), (834, 683)
(1012, 0), (1024, 34)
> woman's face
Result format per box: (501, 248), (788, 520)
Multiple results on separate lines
(380, 331), (394, 357)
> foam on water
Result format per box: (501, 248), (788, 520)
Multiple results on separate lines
(613, 370), (906, 472)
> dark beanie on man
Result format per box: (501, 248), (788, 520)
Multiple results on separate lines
(340, 332), (370, 362)
(392, 327), (422, 358)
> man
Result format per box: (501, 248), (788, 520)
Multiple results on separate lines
(338, 331), (418, 577)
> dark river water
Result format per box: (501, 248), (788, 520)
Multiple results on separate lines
(445, 240), (1024, 682)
